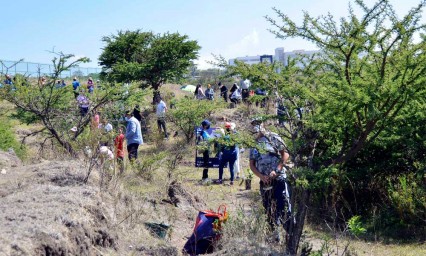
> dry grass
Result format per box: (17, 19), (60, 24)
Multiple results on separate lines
(2, 86), (424, 255)
(301, 225), (426, 256)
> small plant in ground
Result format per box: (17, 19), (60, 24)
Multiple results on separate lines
(133, 152), (167, 181)
(347, 216), (366, 238)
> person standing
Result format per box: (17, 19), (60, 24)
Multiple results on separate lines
(194, 84), (205, 100)
(124, 110), (143, 161)
(199, 120), (212, 181)
(87, 77), (94, 93)
(219, 82), (228, 102)
(249, 118), (292, 243)
(76, 90), (90, 116)
(72, 77), (80, 98)
(216, 122), (238, 185)
(114, 127), (125, 174)
(241, 79), (251, 102)
(156, 96), (168, 139)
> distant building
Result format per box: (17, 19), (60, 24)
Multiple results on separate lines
(228, 47), (319, 68)
(274, 47), (285, 63)
(260, 55), (273, 64)
(228, 55), (262, 66)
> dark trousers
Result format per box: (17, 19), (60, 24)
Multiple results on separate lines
(127, 143), (139, 161)
(202, 150), (209, 179)
(260, 175), (292, 232)
(80, 106), (89, 116)
(242, 89), (249, 102)
(221, 92), (228, 102)
(218, 152), (237, 182)
(157, 118), (168, 138)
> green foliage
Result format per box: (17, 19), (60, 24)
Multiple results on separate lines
(387, 173), (426, 222)
(215, 0), (426, 251)
(99, 30), (201, 91)
(0, 52), (130, 156)
(348, 215), (367, 237)
(168, 97), (226, 143)
(244, 168), (254, 180)
(0, 118), (26, 159)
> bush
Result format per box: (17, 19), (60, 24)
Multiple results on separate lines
(0, 118), (26, 159)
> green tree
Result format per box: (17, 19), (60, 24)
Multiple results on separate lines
(168, 97), (226, 143)
(222, 0), (426, 254)
(0, 52), (127, 156)
(99, 30), (201, 97)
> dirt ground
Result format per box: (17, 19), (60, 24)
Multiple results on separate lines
(1, 96), (424, 256)
(0, 148), (270, 255)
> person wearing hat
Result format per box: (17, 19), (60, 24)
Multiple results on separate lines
(72, 77), (80, 98)
(249, 118), (292, 243)
(216, 122), (238, 185)
(87, 77), (94, 93)
(124, 110), (143, 161)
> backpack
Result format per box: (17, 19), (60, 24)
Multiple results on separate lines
(231, 88), (242, 100)
(205, 88), (214, 100)
(183, 205), (228, 255)
(255, 88), (266, 96)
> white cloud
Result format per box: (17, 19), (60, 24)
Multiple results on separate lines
(224, 29), (260, 57)
(196, 29), (261, 70)
(194, 55), (215, 70)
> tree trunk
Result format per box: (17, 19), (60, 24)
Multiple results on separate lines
(286, 188), (311, 255)
(42, 118), (77, 157)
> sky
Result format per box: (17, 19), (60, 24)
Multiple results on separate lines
(0, 0), (423, 69)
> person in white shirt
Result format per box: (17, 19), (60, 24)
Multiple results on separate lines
(156, 96), (168, 139)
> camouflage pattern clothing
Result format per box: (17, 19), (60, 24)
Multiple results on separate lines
(250, 132), (292, 234)
(249, 132), (286, 176)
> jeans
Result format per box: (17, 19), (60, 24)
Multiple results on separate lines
(127, 143), (139, 161)
(260, 175), (292, 232)
(218, 151), (237, 182)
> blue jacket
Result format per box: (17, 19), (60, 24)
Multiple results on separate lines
(126, 117), (143, 145)
(72, 80), (80, 90)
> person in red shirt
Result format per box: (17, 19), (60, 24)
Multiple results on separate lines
(114, 127), (125, 174)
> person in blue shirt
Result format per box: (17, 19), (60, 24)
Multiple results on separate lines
(199, 120), (212, 180)
(72, 77), (80, 98)
(4, 74), (13, 85)
(216, 122), (238, 185)
(124, 110), (143, 161)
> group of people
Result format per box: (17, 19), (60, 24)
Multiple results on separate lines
(72, 77), (99, 97)
(197, 117), (292, 243)
(194, 82), (244, 104)
(198, 120), (243, 185)
(87, 95), (170, 172)
(193, 80), (271, 108)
